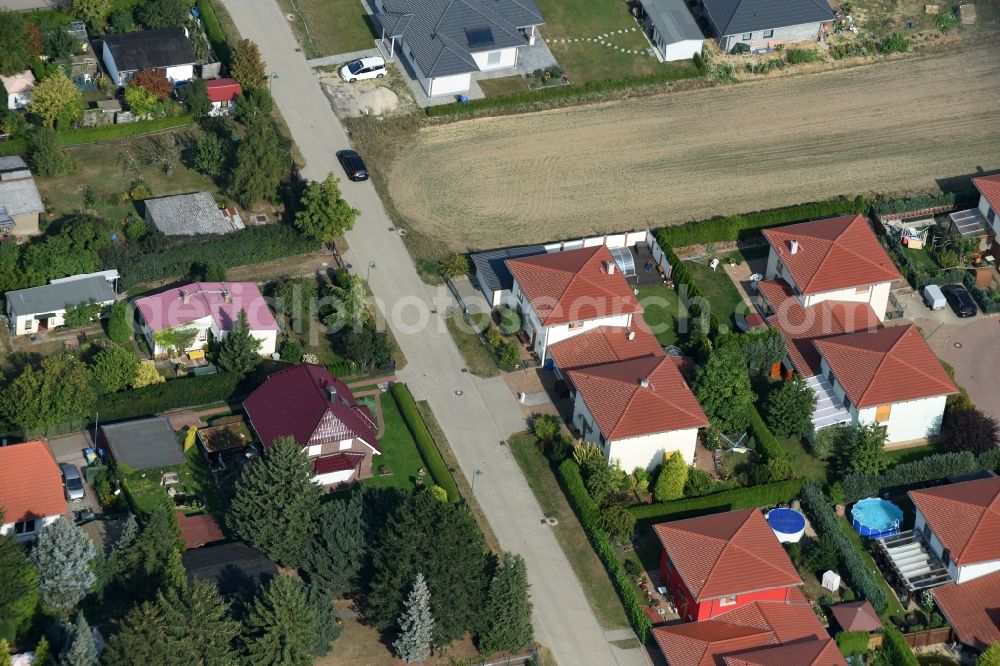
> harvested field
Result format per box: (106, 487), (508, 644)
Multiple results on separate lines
(386, 46), (1000, 251)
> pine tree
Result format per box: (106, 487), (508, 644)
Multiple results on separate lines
(131, 501), (185, 594)
(31, 517), (97, 612)
(60, 613), (97, 666)
(32, 637), (52, 666)
(243, 576), (316, 666)
(306, 585), (342, 657)
(478, 553), (533, 656)
(218, 309), (262, 377)
(979, 643), (1000, 666)
(654, 451), (687, 502)
(763, 375), (816, 438)
(0, 519), (39, 636)
(393, 573), (434, 663)
(229, 437), (322, 567)
(106, 300), (133, 344)
(305, 491), (366, 596)
(843, 423), (889, 476)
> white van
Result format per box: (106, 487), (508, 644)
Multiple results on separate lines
(923, 284), (946, 310)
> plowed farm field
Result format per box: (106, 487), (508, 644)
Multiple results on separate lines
(386, 47), (1000, 250)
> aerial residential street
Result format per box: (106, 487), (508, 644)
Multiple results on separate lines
(217, 0), (634, 663)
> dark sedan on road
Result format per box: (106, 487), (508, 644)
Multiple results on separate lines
(941, 283), (977, 317)
(337, 150), (369, 181)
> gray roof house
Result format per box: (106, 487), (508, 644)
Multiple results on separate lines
(144, 192), (244, 236)
(471, 244), (546, 307)
(637, 0), (705, 62)
(99, 417), (186, 470)
(0, 156), (44, 238)
(696, 0), (835, 51)
(101, 27), (197, 86)
(373, 0), (544, 98)
(5, 275), (116, 336)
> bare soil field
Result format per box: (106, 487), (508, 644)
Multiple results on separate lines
(386, 46), (1000, 251)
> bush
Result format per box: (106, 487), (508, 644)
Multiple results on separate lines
(835, 630), (871, 657)
(763, 376), (816, 439)
(880, 625), (918, 665)
(935, 10), (959, 30)
(531, 413), (560, 442)
(784, 48), (820, 64)
(629, 479), (802, 523)
(622, 558), (641, 577)
(97, 372), (238, 423)
(841, 450), (987, 503)
(811, 425), (848, 461)
(390, 383), (460, 502)
(875, 192), (955, 216)
(879, 34), (909, 54)
(279, 339), (302, 362)
(498, 342), (520, 369)
(498, 306), (521, 335)
(485, 328), (502, 350)
(941, 408), (998, 454)
(748, 405), (788, 467)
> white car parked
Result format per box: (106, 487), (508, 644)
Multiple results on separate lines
(339, 57), (387, 82)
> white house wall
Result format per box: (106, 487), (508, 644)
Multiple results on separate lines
(470, 46), (518, 71)
(9, 298), (115, 336)
(915, 508), (1000, 584)
(429, 73), (472, 97)
(313, 469), (354, 485)
(1, 514), (61, 541)
(663, 39), (704, 61)
(802, 282), (892, 321)
(856, 395), (947, 443)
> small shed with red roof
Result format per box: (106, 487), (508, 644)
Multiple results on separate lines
(205, 78), (242, 116)
(0, 440), (66, 541)
(176, 511), (225, 549)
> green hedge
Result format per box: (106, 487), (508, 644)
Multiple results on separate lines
(0, 117), (195, 157)
(841, 450), (998, 503)
(426, 67), (701, 119)
(835, 630), (871, 657)
(655, 196), (867, 247)
(98, 372), (239, 423)
(629, 479), (802, 523)
(390, 382), (460, 502)
(109, 225), (319, 289)
(749, 404), (787, 465)
(198, 0), (231, 64)
(881, 626), (918, 665)
(875, 193), (955, 216)
(963, 271), (1000, 314)
(556, 459), (652, 642)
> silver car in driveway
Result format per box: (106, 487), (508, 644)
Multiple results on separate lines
(60, 463), (85, 501)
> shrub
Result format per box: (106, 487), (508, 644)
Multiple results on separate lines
(880, 625), (918, 665)
(390, 383), (460, 502)
(498, 342), (519, 369)
(874, 192), (955, 215)
(279, 339), (302, 362)
(841, 450), (986, 503)
(438, 254), (469, 278)
(942, 408), (998, 454)
(654, 451), (687, 501)
(498, 306), (521, 335)
(531, 413), (560, 442)
(97, 372), (238, 423)
(485, 328), (502, 350)
(784, 48), (820, 64)
(763, 376), (816, 439)
(935, 10), (959, 30)
(622, 559), (641, 578)
(835, 630), (871, 656)
(630, 479), (802, 523)
(748, 405), (788, 467)
(812, 425), (848, 461)
(879, 34), (909, 54)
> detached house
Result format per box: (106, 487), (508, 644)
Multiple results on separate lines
(243, 364), (381, 486)
(0, 441), (66, 541)
(506, 245), (643, 364)
(655, 508), (803, 622)
(6, 274), (116, 336)
(1, 70), (36, 110)
(102, 27), (197, 87)
(697, 0), (834, 52)
(0, 156), (45, 238)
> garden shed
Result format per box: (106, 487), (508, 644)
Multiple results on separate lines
(99, 416), (186, 470)
(182, 542), (277, 596)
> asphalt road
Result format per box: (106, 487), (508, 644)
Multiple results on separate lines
(217, 2), (637, 663)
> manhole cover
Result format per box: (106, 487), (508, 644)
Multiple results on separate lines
(455, 390), (463, 396)
(546, 517), (559, 526)
(286, 13), (295, 20)
(954, 342), (962, 348)
(398, 229), (408, 237)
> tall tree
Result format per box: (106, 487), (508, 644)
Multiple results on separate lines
(393, 573), (434, 663)
(72, 0), (111, 34)
(763, 375), (816, 438)
(693, 342), (755, 434)
(0, 11), (35, 76)
(229, 437), (322, 567)
(31, 517), (97, 612)
(229, 117), (289, 208)
(942, 408), (998, 454)
(305, 491), (366, 596)
(137, 0), (188, 29)
(60, 613), (97, 666)
(478, 554), (533, 656)
(293, 175), (359, 243)
(306, 585), (341, 656)
(0, 517), (39, 637)
(230, 39), (267, 90)
(242, 576), (316, 666)
(91, 345), (140, 393)
(218, 309), (262, 377)
(126, 501), (185, 597)
(842, 423), (889, 476)
(654, 450), (687, 502)
(0, 352), (95, 436)
(106, 300), (133, 344)
(368, 491), (488, 645)
(28, 72), (82, 128)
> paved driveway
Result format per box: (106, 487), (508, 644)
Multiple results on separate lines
(928, 315), (1000, 423)
(48, 432), (101, 514)
(218, 1), (640, 663)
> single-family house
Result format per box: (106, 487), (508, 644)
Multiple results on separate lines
(812, 324), (957, 443)
(182, 542), (277, 596)
(933, 569), (1000, 653)
(373, 0), (544, 98)
(506, 245), (643, 364)
(636, 0), (705, 62)
(135, 282), (279, 357)
(0, 440), (66, 541)
(0, 156), (45, 238)
(547, 323), (664, 376)
(471, 244), (546, 308)
(99, 417), (187, 470)
(205, 78), (242, 116)
(973, 174), (1000, 237)
(101, 27), (197, 87)
(653, 592), (846, 665)
(1, 70), (36, 110)
(6, 275), (116, 336)
(242, 364), (381, 486)
(144, 191), (244, 236)
(762, 214), (901, 320)
(696, 0), (835, 52)
(566, 354), (708, 470)
(655, 508), (803, 621)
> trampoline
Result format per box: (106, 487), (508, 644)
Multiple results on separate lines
(609, 246), (636, 277)
(767, 508), (806, 543)
(851, 498), (903, 539)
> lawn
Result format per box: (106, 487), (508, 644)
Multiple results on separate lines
(902, 245), (939, 274)
(508, 433), (630, 629)
(837, 516), (907, 622)
(120, 444), (225, 518)
(636, 284), (684, 347)
(478, 76), (529, 97)
(885, 442), (940, 465)
(275, 0), (376, 59)
(685, 258), (750, 328)
(361, 393), (426, 490)
(778, 436), (827, 484)
(445, 312), (500, 378)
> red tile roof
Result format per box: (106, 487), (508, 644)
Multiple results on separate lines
(243, 364), (379, 452)
(567, 355), (707, 440)
(723, 638), (846, 666)
(205, 78), (242, 102)
(654, 509), (802, 601)
(829, 601), (883, 633)
(762, 215), (901, 294)
(813, 324), (957, 408)
(0, 440), (65, 524)
(506, 246), (642, 326)
(547, 323), (663, 372)
(973, 174), (1000, 215)
(135, 281), (279, 333)
(313, 452), (366, 475)
(909, 476), (1000, 566)
(176, 511), (225, 549)
(653, 593), (828, 666)
(758, 279), (883, 376)
(933, 569), (1000, 650)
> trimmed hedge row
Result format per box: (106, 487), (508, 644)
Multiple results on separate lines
(748, 404), (787, 466)
(799, 484), (888, 614)
(655, 196), (866, 247)
(628, 479), (802, 523)
(882, 625), (919, 665)
(198, 0), (231, 64)
(654, 237), (722, 334)
(98, 372), (239, 423)
(556, 459), (652, 642)
(835, 630), (871, 657)
(0, 117), (196, 157)
(390, 382), (460, 502)
(842, 449), (1000, 503)
(874, 193), (955, 216)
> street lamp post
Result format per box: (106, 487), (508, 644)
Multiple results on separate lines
(471, 467), (482, 494)
(367, 260), (376, 283)
(268, 72), (279, 93)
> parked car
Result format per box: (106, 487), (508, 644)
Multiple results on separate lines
(337, 150), (369, 181)
(941, 283), (977, 317)
(338, 57), (386, 82)
(60, 463), (85, 501)
(922, 284), (946, 310)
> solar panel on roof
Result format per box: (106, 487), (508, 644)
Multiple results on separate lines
(465, 25), (495, 48)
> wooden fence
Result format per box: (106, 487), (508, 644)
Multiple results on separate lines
(901, 626), (953, 648)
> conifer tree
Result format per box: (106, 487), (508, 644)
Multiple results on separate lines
(393, 573), (434, 663)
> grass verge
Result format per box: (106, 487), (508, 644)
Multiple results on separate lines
(361, 393), (424, 490)
(275, 0), (377, 59)
(445, 312), (500, 378)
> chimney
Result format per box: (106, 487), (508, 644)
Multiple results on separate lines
(605, 260), (616, 275)
(327, 386), (337, 402)
(181, 290), (190, 304)
(626, 330), (636, 341)
(789, 239), (800, 255)
(222, 288), (232, 303)
(639, 377), (650, 388)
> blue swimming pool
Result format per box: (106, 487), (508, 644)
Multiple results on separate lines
(851, 498), (903, 539)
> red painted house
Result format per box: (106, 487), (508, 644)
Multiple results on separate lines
(654, 508), (802, 622)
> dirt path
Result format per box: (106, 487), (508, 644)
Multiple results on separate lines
(387, 46), (1000, 250)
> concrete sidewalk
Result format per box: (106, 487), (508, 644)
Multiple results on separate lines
(219, 0), (643, 663)
(307, 47), (381, 69)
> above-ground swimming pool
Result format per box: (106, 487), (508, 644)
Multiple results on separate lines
(767, 508), (806, 543)
(851, 498), (903, 539)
